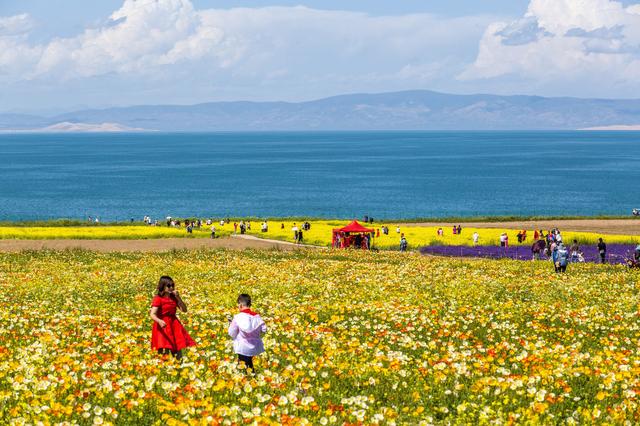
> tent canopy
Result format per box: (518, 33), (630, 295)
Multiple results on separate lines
(333, 220), (374, 234)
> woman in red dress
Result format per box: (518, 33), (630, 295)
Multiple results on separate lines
(150, 276), (196, 359)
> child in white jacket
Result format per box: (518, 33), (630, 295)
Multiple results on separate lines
(228, 294), (267, 371)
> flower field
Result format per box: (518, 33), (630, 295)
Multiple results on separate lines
(1, 249), (640, 424)
(421, 244), (639, 265)
(0, 220), (638, 251)
(0, 226), (221, 240)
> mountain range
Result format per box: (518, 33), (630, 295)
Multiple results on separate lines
(2, 90), (640, 131)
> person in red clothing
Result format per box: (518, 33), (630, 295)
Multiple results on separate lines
(150, 276), (196, 359)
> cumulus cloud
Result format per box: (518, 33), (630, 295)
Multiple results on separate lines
(0, 14), (43, 78)
(0, 13), (34, 36)
(0, 0), (489, 89)
(32, 0), (223, 78)
(460, 0), (640, 96)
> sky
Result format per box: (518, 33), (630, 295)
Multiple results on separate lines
(1, 0), (640, 114)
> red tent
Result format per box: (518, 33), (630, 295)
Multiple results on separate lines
(332, 220), (375, 249)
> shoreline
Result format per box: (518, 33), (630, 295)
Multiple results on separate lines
(1, 215), (638, 228)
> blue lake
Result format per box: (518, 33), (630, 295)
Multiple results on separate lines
(1, 131), (639, 221)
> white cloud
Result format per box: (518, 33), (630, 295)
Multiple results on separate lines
(0, 1), (490, 88)
(0, 13), (34, 36)
(0, 14), (43, 78)
(460, 0), (640, 96)
(34, 0), (216, 77)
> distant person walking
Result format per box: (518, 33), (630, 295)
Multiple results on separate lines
(597, 238), (607, 263)
(569, 239), (580, 262)
(399, 234), (408, 252)
(472, 231), (479, 246)
(499, 233), (508, 248)
(531, 239), (546, 260)
(554, 243), (569, 273)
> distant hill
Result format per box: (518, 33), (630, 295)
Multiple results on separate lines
(2, 90), (640, 131)
(39, 122), (147, 133)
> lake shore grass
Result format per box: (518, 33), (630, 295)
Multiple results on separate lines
(1, 214), (638, 227)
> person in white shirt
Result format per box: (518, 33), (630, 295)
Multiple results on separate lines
(472, 232), (479, 245)
(228, 294), (267, 371)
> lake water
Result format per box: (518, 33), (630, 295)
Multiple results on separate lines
(1, 131), (639, 221)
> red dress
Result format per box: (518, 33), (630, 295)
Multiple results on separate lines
(151, 295), (196, 352)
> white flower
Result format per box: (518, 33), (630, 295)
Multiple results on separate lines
(145, 376), (157, 391)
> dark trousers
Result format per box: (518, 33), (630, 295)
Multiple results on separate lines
(238, 354), (254, 370)
(600, 253), (606, 263)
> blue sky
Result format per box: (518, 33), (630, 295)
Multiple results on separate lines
(1, 0), (640, 113)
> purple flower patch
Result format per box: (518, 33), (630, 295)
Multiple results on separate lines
(420, 244), (637, 265)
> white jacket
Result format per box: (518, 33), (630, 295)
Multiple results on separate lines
(228, 310), (267, 356)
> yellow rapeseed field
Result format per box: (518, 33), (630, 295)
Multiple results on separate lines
(1, 249), (639, 424)
(0, 220), (637, 250)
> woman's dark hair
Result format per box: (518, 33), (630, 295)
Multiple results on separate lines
(238, 293), (251, 307)
(157, 276), (175, 296)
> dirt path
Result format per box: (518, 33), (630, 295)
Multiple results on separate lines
(0, 235), (318, 253)
(400, 219), (640, 235)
